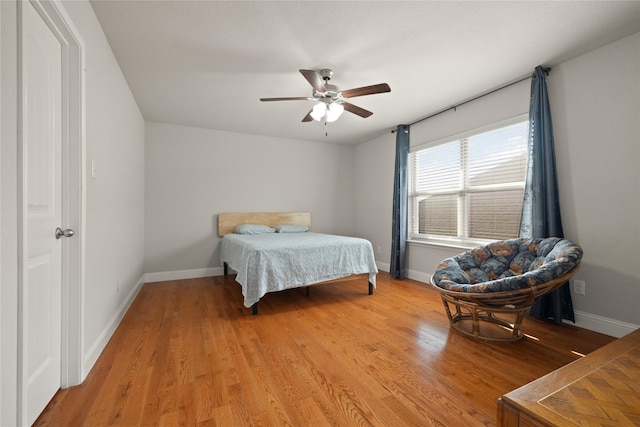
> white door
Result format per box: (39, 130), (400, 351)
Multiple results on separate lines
(22, 1), (63, 425)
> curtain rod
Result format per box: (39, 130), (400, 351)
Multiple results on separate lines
(399, 67), (551, 129)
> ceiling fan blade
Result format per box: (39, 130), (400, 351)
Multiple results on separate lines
(343, 102), (373, 118)
(299, 69), (327, 93)
(341, 83), (391, 98)
(260, 97), (312, 102)
(302, 110), (314, 122)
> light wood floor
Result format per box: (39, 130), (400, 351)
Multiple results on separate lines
(35, 272), (615, 426)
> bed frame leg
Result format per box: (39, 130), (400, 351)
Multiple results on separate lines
(252, 303), (258, 315)
(223, 262), (228, 276)
(306, 287), (310, 297)
(368, 281), (374, 295)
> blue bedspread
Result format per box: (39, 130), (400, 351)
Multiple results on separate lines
(221, 232), (378, 307)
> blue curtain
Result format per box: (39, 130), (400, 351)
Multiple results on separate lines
(390, 124), (410, 279)
(519, 66), (574, 324)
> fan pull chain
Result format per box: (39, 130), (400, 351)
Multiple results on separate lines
(324, 121), (328, 137)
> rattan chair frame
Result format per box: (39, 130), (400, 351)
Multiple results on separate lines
(431, 265), (580, 342)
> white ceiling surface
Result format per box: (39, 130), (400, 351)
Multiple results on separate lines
(89, 1), (640, 145)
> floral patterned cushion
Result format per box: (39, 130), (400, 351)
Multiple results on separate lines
(431, 237), (583, 293)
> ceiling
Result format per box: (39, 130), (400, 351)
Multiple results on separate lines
(89, 1), (640, 145)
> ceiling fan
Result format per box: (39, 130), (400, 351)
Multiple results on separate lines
(260, 69), (391, 123)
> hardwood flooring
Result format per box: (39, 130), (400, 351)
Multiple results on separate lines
(35, 272), (615, 426)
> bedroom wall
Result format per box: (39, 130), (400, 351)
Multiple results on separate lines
(1, 2), (19, 423)
(1, 1), (145, 423)
(353, 131), (395, 272)
(354, 32), (640, 337)
(547, 32), (640, 333)
(59, 0), (146, 374)
(144, 122), (355, 277)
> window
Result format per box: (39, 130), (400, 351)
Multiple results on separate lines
(409, 118), (529, 245)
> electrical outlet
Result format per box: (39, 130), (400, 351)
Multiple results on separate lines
(573, 279), (586, 296)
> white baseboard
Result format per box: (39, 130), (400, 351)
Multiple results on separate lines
(82, 273), (146, 379)
(376, 261), (390, 273)
(145, 267), (224, 283)
(573, 310), (639, 338)
(406, 269), (432, 285)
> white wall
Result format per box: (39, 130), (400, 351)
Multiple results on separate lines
(548, 32), (640, 331)
(353, 131), (395, 272)
(1, 2), (20, 424)
(0, 1), (145, 424)
(60, 1), (146, 372)
(354, 32), (640, 337)
(145, 122), (355, 276)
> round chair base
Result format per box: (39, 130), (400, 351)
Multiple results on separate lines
(440, 293), (529, 342)
(432, 265), (580, 343)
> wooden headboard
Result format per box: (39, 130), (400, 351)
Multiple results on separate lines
(218, 212), (311, 236)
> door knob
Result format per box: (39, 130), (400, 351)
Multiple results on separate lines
(55, 227), (74, 239)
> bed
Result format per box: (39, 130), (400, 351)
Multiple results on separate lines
(219, 212), (378, 314)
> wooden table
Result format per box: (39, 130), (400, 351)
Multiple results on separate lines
(498, 328), (640, 426)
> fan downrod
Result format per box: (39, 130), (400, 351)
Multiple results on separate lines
(319, 69), (333, 81)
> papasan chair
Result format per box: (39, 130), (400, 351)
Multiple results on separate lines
(430, 237), (582, 342)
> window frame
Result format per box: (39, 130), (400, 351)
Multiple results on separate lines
(408, 114), (529, 248)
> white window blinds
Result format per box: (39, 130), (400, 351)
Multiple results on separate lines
(409, 119), (528, 243)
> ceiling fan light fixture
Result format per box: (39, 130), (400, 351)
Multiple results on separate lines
(325, 102), (344, 122)
(310, 102), (327, 121)
(260, 69), (390, 127)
